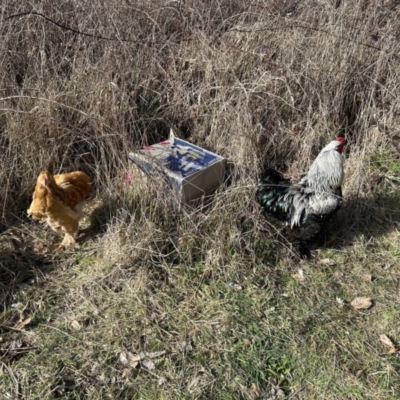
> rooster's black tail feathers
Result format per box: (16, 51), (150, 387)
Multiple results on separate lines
(256, 168), (291, 221)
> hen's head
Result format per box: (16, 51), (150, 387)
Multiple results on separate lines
(334, 136), (346, 154)
(37, 171), (54, 187)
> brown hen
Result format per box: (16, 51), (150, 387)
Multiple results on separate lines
(27, 171), (91, 248)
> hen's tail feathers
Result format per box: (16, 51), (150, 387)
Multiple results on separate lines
(256, 168), (292, 221)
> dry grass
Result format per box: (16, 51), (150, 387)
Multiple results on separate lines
(1, 1), (400, 398)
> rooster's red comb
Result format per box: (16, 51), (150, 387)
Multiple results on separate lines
(335, 136), (347, 144)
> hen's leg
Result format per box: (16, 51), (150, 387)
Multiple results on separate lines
(60, 233), (78, 248)
(60, 216), (80, 248)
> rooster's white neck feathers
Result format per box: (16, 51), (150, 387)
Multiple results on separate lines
(283, 139), (345, 227)
(299, 140), (344, 191)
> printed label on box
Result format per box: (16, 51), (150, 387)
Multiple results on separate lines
(140, 138), (220, 178)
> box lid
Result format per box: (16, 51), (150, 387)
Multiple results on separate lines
(138, 138), (223, 179)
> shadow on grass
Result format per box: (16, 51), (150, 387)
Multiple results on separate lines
(1, 182), (398, 310)
(0, 200), (110, 314)
(0, 192), (131, 314)
(76, 203), (111, 245)
(319, 189), (400, 251)
(0, 236), (55, 312)
(232, 166), (399, 258)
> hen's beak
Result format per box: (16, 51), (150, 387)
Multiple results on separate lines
(40, 177), (48, 186)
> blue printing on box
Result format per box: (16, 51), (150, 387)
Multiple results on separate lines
(160, 139), (221, 177)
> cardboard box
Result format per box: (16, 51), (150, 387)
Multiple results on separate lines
(129, 133), (225, 205)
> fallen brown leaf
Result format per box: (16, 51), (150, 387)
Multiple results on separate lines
(142, 359), (155, 371)
(228, 282), (243, 291)
(292, 269), (306, 283)
(336, 297), (345, 307)
(379, 334), (395, 347)
(250, 382), (260, 397)
(379, 334), (398, 353)
(119, 351), (141, 369)
(14, 316), (32, 330)
(119, 350), (167, 371)
(145, 350), (167, 359)
(276, 389), (286, 398)
(150, 313), (166, 323)
(121, 368), (130, 379)
(344, 366), (363, 378)
(158, 377), (166, 385)
(70, 320), (81, 331)
(32, 242), (49, 254)
(319, 258), (336, 266)
(343, 365), (351, 375)
(180, 339), (193, 355)
(333, 271), (344, 281)
(351, 297), (373, 310)
(362, 274), (373, 282)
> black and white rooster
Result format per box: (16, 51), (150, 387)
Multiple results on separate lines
(256, 136), (347, 255)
